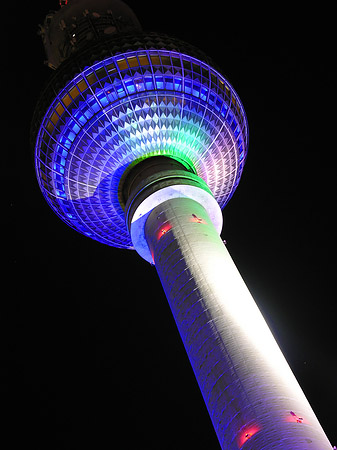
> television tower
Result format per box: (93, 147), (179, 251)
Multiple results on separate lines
(31, 1), (332, 448)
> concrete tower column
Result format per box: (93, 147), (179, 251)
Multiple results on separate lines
(125, 162), (332, 449)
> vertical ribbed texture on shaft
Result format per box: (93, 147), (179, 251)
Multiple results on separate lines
(144, 197), (331, 450)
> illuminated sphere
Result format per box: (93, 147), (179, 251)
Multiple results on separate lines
(32, 29), (248, 249)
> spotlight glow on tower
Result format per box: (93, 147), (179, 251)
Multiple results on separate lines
(31, 1), (332, 448)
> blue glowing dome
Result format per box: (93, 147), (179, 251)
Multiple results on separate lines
(32, 32), (248, 248)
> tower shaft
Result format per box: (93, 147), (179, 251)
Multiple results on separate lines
(142, 196), (331, 449)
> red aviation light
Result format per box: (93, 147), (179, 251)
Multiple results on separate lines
(285, 411), (308, 424)
(190, 213), (207, 224)
(237, 424), (261, 449)
(156, 223), (172, 241)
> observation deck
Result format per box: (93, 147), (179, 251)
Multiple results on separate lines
(32, 31), (248, 248)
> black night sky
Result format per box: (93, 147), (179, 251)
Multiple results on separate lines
(8, 1), (335, 447)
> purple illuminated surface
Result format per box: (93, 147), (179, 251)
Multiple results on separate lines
(34, 49), (248, 247)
